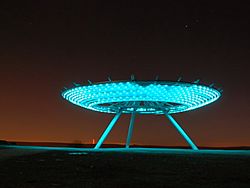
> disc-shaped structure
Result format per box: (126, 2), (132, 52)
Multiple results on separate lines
(62, 81), (221, 114)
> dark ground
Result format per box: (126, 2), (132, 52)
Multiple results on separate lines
(0, 148), (250, 188)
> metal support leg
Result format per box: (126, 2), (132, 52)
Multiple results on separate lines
(94, 111), (122, 149)
(126, 111), (136, 148)
(164, 112), (199, 150)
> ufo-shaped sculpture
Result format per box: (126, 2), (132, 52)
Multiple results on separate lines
(62, 79), (221, 150)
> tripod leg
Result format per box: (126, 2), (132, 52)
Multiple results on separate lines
(94, 111), (122, 149)
(164, 112), (199, 150)
(126, 111), (136, 148)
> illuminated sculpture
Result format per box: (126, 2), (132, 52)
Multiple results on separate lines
(62, 79), (221, 150)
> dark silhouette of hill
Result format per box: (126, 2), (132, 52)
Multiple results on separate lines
(0, 140), (16, 145)
(1, 140), (250, 150)
(0, 147), (250, 188)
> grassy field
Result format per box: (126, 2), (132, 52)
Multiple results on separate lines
(0, 147), (250, 188)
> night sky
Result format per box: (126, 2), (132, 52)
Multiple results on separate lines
(1, 1), (250, 147)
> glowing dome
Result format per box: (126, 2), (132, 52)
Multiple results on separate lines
(62, 81), (221, 114)
(62, 80), (222, 150)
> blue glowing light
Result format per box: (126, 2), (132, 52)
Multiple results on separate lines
(62, 81), (221, 114)
(62, 80), (222, 150)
